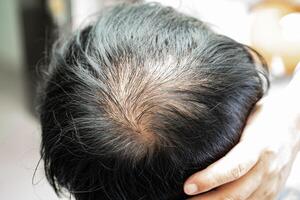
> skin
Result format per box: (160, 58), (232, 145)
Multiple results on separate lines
(184, 70), (300, 200)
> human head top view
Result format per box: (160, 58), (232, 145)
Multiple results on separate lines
(39, 3), (269, 200)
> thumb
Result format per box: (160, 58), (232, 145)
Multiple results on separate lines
(184, 140), (261, 195)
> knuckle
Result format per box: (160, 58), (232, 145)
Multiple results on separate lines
(230, 164), (245, 179)
(262, 147), (277, 160)
(264, 168), (274, 178)
(265, 165), (279, 178)
(268, 169), (278, 178)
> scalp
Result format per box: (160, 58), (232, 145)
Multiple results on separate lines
(39, 3), (269, 200)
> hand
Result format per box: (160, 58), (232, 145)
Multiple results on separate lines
(184, 72), (300, 200)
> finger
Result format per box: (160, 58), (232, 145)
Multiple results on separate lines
(187, 160), (264, 200)
(247, 187), (278, 200)
(184, 140), (261, 195)
(246, 179), (275, 200)
(247, 160), (292, 200)
(248, 194), (277, 200)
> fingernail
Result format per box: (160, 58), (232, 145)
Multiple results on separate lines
(184, 183), (198, 195)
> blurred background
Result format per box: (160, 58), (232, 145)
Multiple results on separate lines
(0, 0), (300, 199)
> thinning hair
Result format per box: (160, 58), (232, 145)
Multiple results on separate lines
(39, 3), (269, 200)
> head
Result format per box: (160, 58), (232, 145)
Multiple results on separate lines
(39, 3), (269, 200)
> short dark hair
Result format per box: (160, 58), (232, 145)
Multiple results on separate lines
(38, 3), (269, 200)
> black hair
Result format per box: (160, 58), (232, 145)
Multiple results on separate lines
(38, 3), (269, 200)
